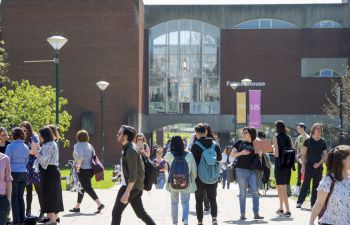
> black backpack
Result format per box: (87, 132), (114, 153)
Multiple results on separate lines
(169, 152), (190, 190)
(277, 135), (296, 169)
(142, 155), (157, 191)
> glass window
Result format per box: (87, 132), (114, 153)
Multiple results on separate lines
(234, 19), (297, 29)
(312, 20), (342, 28)
(320, 69), (334, 77)
(149, 20), (220, 114)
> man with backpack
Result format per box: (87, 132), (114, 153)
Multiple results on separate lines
(296, 123), (328, 209)
(111, 125), (156, 225)
(190, 123), (222, 225)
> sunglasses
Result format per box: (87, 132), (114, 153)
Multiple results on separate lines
(243, 131), (248, 134)
(137, 138), (143, 141)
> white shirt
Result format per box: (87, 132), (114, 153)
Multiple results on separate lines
(317, 174), (350, 225)
(220, 153), (235, 170)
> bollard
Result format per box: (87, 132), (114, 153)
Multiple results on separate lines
(66, 176), (71, 191)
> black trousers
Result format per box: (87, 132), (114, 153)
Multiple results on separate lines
(26, 183), (43, 212)
(296, 162), (302, 187)
(195, 179), (218, 222)
(297, 166), (323, 206)
(111, 186), (156, 225)
(11, 172), (27, 224)
(0, 196), (10, 225)
(77, 169), (98, 203)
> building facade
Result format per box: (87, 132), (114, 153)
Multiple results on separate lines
(1, 1), (350, 164)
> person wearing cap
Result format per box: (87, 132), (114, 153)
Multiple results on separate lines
(293, 123), (309, 196)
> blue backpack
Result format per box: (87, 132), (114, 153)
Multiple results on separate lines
(168, 152), (190, 190)
(195, 141), (220, 184)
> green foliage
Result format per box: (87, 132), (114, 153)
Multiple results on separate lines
(0, 80), (72, 146)
(0, 42), (72, 146)
(323, 68), (350, 140)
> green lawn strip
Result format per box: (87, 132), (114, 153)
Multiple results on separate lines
(60, 167), (115, 190)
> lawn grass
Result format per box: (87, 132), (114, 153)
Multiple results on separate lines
(60, 167), (115, 190)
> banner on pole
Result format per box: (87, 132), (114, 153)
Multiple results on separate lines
(249, 90), (261, 128)
(236, 92), (246, 124)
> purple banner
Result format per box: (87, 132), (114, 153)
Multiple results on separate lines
(249, 90), (261, 128)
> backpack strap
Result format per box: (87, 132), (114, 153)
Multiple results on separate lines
(322, 174), (336, 215)
(194, 141), (207, 151)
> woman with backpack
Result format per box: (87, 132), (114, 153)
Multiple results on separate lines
(165, 136), (197, 225)
(309, 145), (350, 225)
(231, 127), (264, 221)
(272, 120), (295, 217)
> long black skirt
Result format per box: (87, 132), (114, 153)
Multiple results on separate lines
(39, 165), (64, 213)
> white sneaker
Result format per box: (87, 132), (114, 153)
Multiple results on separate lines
(293, 186), (300, 196)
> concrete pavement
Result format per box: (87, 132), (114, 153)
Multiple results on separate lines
(25, 184), (313, 225)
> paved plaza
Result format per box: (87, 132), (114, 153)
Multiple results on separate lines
(25, 184), (313, 225)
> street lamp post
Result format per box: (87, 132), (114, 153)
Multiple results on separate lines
(96, 81), (110, 164)
(241, 78), (252, 126)
(339, 78), (344, 144)
(47, 36), (68, 128)
(227, 78), (252, 141)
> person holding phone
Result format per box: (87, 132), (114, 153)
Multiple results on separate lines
(20, 121), (43, 219)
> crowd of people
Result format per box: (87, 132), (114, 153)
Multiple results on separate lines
(0, 121), (349, 225)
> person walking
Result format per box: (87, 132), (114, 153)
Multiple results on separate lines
(231, 127), (264, 220)
(111, 125), (156, 225)
(0, 151), (12, 225)
(20, 121), (43, 219)
(69, 130), (104, 213)
(220, 146), (234, 189)
(190, 123), (222, 225)
(273, 120), (295, 217)
(5, 127), (29, 225)
(30, 126), (64, 225)
(309, 145), (350, 225)
(0, 127), (11, 154)
(293, 123), (309, 196)
(297, 123), (328, 209)
(153, 146), (168, 189)
(165, 136), (197, 225)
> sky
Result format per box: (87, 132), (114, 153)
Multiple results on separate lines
(143, 0), (344, 5)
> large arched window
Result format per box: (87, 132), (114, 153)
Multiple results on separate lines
(233, 19), (298, 29)
(149, 20), (220, 114)
(312, 20), (342, 28)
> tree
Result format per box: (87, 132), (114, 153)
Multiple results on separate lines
(0, 42), (72, 146)
(323, 68), (350, 143)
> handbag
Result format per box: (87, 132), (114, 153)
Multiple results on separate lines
(318, 174), (336, 219)
(91, 149), (104, 181)
(249, 154), (263, 171)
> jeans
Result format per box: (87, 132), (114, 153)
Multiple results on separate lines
(222, 170), (230, 189)
(111, 186), (156, 225)
(236, 168), (259, 215)
(195, 179), (218, 222)
(77, 169), (99, 203)
(11, 172), (27, 223)
(297, 166), (323, 206)
(0, 196), (10, 225)
(170, 192), (190, 224)
(156, 173), (165, 189)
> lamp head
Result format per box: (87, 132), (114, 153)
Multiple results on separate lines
(96, 81), (110, 91)
(47, 36), (68, 51)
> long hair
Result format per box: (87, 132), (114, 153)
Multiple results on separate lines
(203, 123), (214, 139)
(170, 136), (185, 157)
(326, 145), (350, 181)
(20, 121), (34, 144)
(310, 123), (323, 136)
